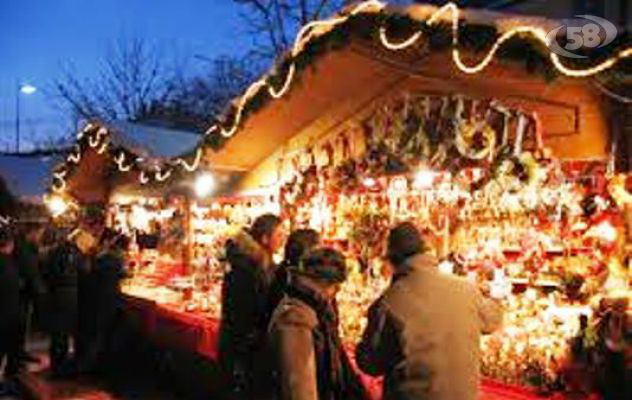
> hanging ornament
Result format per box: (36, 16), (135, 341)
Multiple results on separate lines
(320, 141), (334, 168)
(455, 118), (496, 160)
(514, 113), (529, 156)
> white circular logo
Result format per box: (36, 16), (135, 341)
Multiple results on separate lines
(546, 15), (618, 58)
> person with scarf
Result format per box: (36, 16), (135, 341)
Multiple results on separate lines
(269, 247), (368, 400)
(219, 214), (284, 397)
(266, 228), (321, 325)
(356, 222), (503, 400)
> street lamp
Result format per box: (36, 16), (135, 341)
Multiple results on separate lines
(16, 82), (37, 153)
(20, 84), (37, 95)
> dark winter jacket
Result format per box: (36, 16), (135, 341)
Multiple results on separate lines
(93, 250), (126, 328)
(266, 262), (292, 326)
(219, 230), (275, 376)
(14, 236), (47, 300)
(42, 241), (87, 333)
(355, 253), (503, 400)
(0, 253), (20, 322)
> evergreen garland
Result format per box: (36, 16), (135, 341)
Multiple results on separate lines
(206, 10), (629, 150)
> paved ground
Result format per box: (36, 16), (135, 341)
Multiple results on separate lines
(1, 335), (180, 400)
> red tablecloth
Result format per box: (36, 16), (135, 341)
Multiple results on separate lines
(152, 304), (219, 359)
(121, 294), (577, 400)
(122, 294), (219, 360)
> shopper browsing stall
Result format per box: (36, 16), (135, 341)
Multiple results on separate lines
(269, 247), (368, 400)
(78, 229), (129, 373)
(218, 213), (284, 396)
(41, 228), (89, 377)
(14, 221), (47, 364)
(266, 228), (321, 325)
(356, 222), (503, 400)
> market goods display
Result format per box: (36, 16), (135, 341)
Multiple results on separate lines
(117, 93), (630, 393)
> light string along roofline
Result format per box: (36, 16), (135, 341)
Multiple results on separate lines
(0, 215), (12, 227)
(205, 0), (632, 140)
(51, 123), (202, 191)
(52, 1), (632, 192)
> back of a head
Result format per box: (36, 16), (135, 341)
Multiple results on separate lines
(283, 229), (320, 267)
(42, 226), (67, 249)
(387, 222), (425, 268)
(100, 227), (118, 244)
(0, 226), (13, 249)
(250, 214), (282, 243)
(20, 221), (43, 238)
(112, 234), (130, 253)
(298, 247), (348, 285)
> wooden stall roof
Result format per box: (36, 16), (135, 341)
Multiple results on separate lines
(206, 46), (610, 173)
(205, 4), (616, 175)
(67, 122), (205, 203)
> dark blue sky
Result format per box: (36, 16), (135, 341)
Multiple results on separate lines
(0, 0), (251, 151)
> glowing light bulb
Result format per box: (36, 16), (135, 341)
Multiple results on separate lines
(195, 173), (216, 198)
(45, 195), (69, 217)
(414, 170), (436, 189)
(363, 177), (377, 188)
(588, 221), (617, 242)
(438, 260), (455, 275)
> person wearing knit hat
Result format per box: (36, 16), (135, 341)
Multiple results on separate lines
(269, 247), (368, 400)
(385, 221), (426, 273)
(266, 229), (321, 328)
(356, 222), (503, 400)
(295, 247), (348, 284)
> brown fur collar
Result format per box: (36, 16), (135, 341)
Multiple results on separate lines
(227, 229), (272, 271)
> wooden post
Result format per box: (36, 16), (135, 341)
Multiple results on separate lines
(183, 195), (193, 275)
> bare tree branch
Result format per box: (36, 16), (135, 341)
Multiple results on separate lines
(234, 0), (381, 62)
(51, 36), (176, 125)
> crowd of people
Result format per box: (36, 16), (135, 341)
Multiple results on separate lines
(2, 213), (504, 400)
(218, 214), (504, 400)
(0, 221), (128, 397)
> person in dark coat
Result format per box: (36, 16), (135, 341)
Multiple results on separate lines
(14, 222), (47, 363)
(0, 228), (22, 395)
(78, 231), (128, 373)
(41, 229), (89, 377)
(266, 228), (320, 325)
(269, 247), (368, 400)
(219, 213), (284, 397)
(355, 222), (503, 400)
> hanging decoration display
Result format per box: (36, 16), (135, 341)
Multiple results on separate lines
(268, 92), (630, 392)
(114, 193), (281, 314)
(279, 93), (540, 217)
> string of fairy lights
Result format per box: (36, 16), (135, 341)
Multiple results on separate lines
(50, 0), (632, 195)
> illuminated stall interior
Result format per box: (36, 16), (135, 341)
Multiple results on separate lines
(50, 2), (631, 393)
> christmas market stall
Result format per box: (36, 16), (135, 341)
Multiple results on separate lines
(50, 120), (281, 356)
(50, 1), (631, 398)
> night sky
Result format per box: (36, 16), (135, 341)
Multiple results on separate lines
(0, 0), (251, 151)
